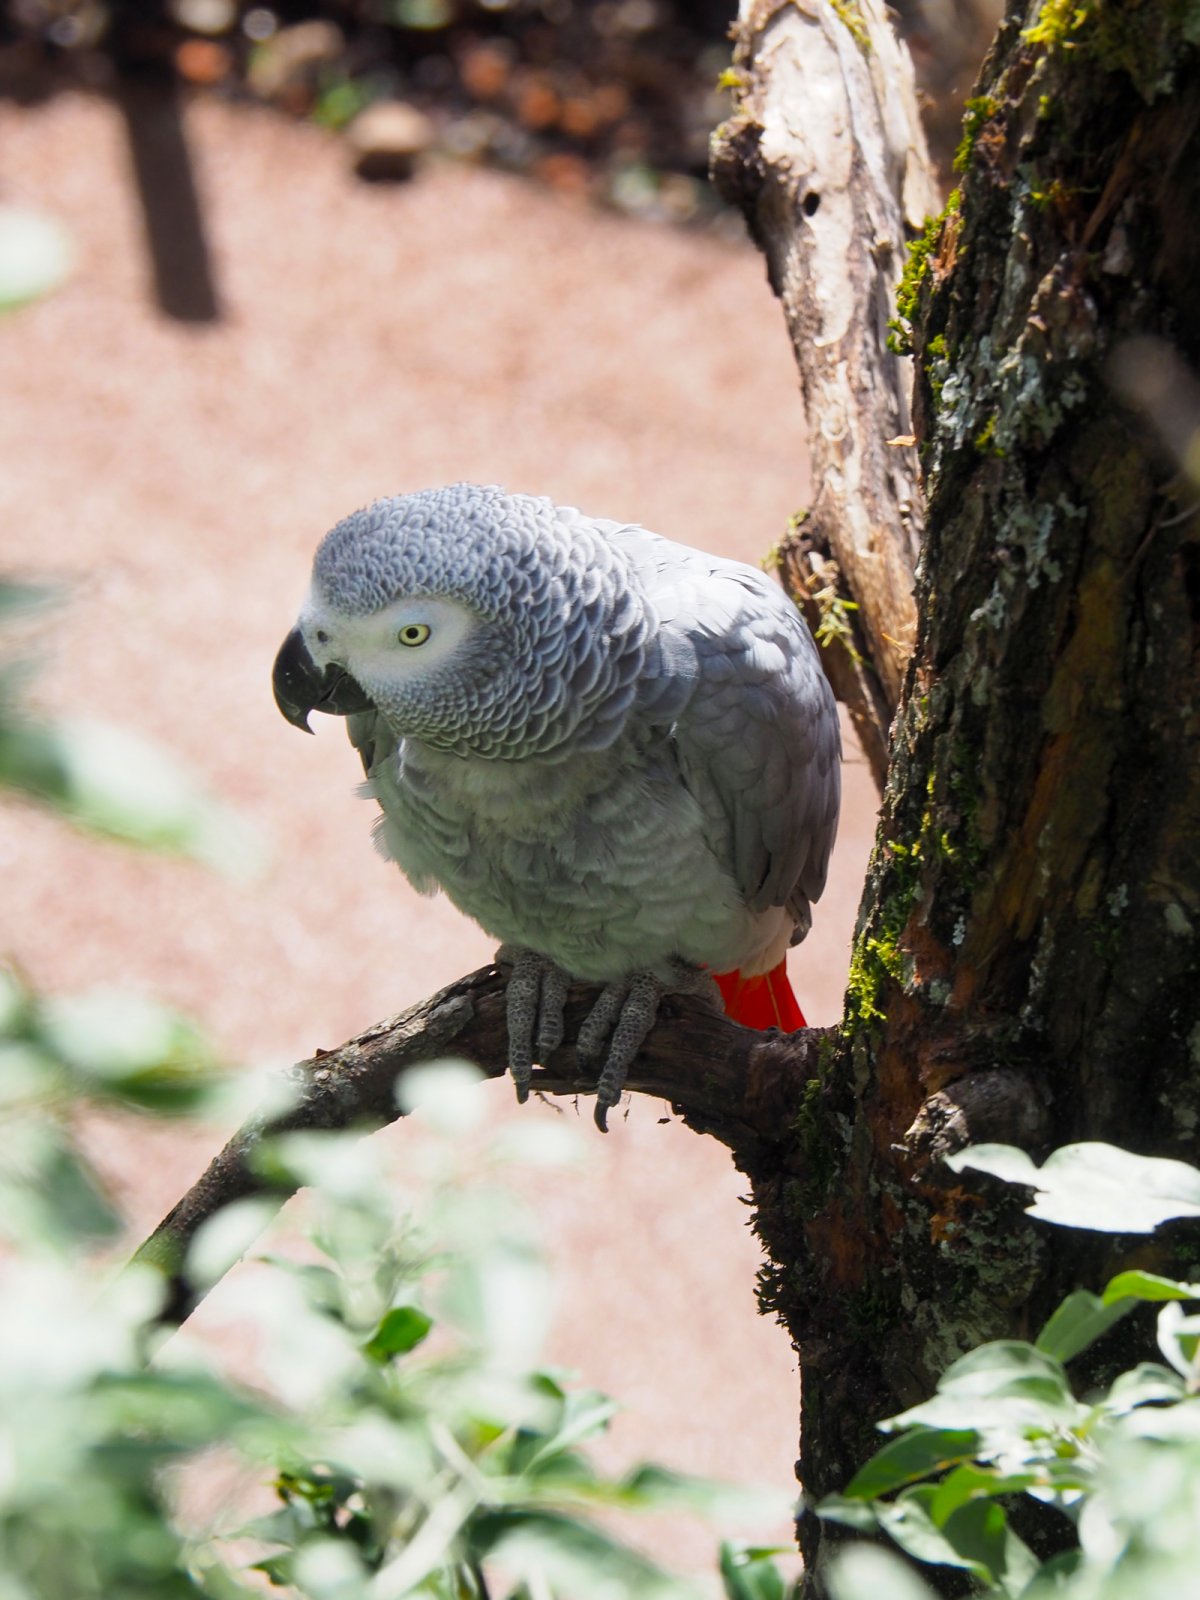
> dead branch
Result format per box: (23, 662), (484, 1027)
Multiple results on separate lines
(711, 0), (939, 784)
(135, 963), (831, 1328)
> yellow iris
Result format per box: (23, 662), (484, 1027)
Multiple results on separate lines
(398, 623), (431, 647)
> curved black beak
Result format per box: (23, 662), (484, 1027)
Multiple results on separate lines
(272, 628), (374, 733)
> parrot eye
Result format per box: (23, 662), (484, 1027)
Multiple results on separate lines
(398, 623), (431, 648)
(315, 629), (329, 645)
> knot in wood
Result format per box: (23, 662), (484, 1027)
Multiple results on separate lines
(903, 1067), (1050, 1174)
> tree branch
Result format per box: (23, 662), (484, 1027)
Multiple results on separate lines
(711, 0), (939, 785)
(135, 964), (832, 1328)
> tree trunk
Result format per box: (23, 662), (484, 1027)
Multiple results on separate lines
(719, 2), (1200, 1592)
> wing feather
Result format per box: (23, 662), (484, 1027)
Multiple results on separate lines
(624, 529), (841, 929)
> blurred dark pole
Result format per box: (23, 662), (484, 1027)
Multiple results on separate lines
(111, 3), (221, 324)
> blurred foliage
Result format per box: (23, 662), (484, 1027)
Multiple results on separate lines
(819, 1141), (1200, 1600)
(0, 202), (71, 308)
(0, 577), (245, 1254)
(0, 580), (259, 870)
(0, 591), (794, 1597)
(0, 1038), (797, 1597)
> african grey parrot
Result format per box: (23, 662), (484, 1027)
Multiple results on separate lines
(273, 484), (840, 1128)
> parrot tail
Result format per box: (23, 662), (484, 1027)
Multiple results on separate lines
(714, 960), (807, 1031)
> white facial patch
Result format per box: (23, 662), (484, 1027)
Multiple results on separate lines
(343, 594), (477, 686)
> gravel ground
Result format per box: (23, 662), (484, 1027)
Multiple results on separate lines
(0, 89), (878, 1576)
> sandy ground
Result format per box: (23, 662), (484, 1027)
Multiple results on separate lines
(0, 90), (879, 1576)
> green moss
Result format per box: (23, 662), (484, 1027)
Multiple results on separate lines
(846, 841), (924, 1026)
(1026, 175), (1079, 211)
(1089, 0), (1200, 100)
(761, 510), (810, 573)
(943, 748), (986, 869)
(784, 1045), (851, 1218)
(844, 1285), (897, 1337)
(846, 746), (992, 1028)
(846, 937), (887, 1025)
(925, 333), (949, 406)
(789, 1090), (834, 1207)
(974, 415), (1005, 456)
(812, 590), (863, 666)
(1024, 0), (1200, 101)
(829, 0), (871, 56)
(953, 94), (998, 173)
(1023, 0), (1090, 50)
(889, 191), (961, 357)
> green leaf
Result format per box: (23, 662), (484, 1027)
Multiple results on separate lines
(829, 1544), (940, 1600)
(618, 1463), (793, 1522)
(0, 1122), (122, 1247)
(0, 1038), (60, 1105)
(0, 715), (261, 875)
(927, 1463), (1043, 1526)
(250, 1551), (294, 1585)
(0, 578), (61, 620)
(875, 1490), (993, 1580)
(1102, 1361), (1186, 1413)
(35, 989), (222, 1112)
(92, 1369), (265, 1449)
(814, 1494), (881, 1533)
(870, 1486), (1038, 1594)
(1156, 1301), (1200, 1379)
(1118, 1398), (1200, 1445)
(892, 1341), (1075, 1416)
(0, 965), (31, 1034)
(469, 1507), (692, 1599)
(1023, 1549), (1081, 1590)
(945, 1143), (1041, 1187)
(947, 1142), (1200, 1232)
(935, 1495), (1038, 1595)
(1036, 1289), (1136, 1363)
(0, 205), (72, 310)
(1103, 1270), (1200, 1305)
(364, 1305), (433, 1361)
(518, 1387), (619, 1473)
(718, 1541), (791, 1600)
(844, 1428), (980, 1500)
(884, 1343), (1082, 1447)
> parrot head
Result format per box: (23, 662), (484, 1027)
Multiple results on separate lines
(274, 483), (650, 759)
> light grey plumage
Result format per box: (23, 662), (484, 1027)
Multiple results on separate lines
(274, 483), (840, 1126)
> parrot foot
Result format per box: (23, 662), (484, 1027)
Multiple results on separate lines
(578, 962), (720, 1132)
(498, 946), (571, 1104)
(576, 973), (661, 1131)
(497, 948), (719, 1132)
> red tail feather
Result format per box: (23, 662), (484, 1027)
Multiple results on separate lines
(714, 959), (806, 1031)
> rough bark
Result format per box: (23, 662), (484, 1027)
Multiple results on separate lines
(720, 3), (1200, 1591)
(712, 0), (939, 785)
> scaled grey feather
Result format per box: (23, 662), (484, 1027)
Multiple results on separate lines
(298, 483), (840, 989)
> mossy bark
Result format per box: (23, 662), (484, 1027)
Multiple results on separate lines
(732, 4), (1200, 1592)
